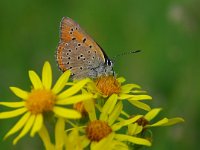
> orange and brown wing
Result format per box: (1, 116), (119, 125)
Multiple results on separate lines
(56, 17), (105, 78)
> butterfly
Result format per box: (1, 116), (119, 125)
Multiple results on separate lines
(56, 17), (114, 79)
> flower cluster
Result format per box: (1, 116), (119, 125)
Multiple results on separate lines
(0, 61), (184, 150)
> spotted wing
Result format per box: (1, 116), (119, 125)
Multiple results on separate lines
(56, 17), (106, 79)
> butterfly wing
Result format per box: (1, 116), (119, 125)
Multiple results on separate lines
(56, 17), (106, 79)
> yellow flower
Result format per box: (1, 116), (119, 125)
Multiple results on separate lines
(70, 94), (152, 150)
(88, 76), (152, 111)
(127, 108), (185, 136)
(0, 61), (93, 145)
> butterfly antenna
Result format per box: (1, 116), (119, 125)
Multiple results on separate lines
(111, 50), (141, 62)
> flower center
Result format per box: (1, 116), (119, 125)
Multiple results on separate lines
(85, 120), (112, 142)
(26, 89), (56, 114)
(136, 117), (149, 127)
(95, 76), (121, 96)
(73, 102), (88, 116)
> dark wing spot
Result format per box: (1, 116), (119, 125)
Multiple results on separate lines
(89, 45), (92, 48)
(69, 32), (72, 34)
(80, 54), (83, 57)
(66, 53), (69, 55)
(75, 47), (78, 50)
(80, 67), (83, 70)
(68, 49), (71, 52)
(88, 50), (91, 53)
(72, 37), (76, 40)
(75, 27), (78, 30)
(68, 57), (71, 59)
(69, 67), (72, 69)
(77, 56), (80, 60)
(67, 62), (70, 64)
(83, 38), (86, 43)
(71, 28), (74, 31)
(78, 43), (81, 46)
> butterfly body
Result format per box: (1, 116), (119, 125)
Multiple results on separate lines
(56, 17), (114, 79)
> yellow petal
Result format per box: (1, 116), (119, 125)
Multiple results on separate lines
(117, 77), (126, 83)
(13, 114), (35, 145)
(115, 134), (151, 146)
(112, 115), (143, 131)
(38, 125), (54, 150)
(156, 117), (184, 127)
(30, 113), (43, 137)
(4, 112), (31, 139)
(55, 118), (65, 150)
(128, 123), (143, 135)
(129, 95), (152, 101)
(118, 94), (134, 100)
(144, 108), (162, 121)
(53, 106), (81, 119)
(108, 101), (123, 126)
(146, 118), (169, 128)
(66, 82), (74, 86)
(91, 133), (115, 150)
(81, 136), (91, 148)
(57, 78), (90, 99)
(9, 87), (28, 100)
(121, 84), (141, 93)
(0, 102), (25, 108)
(29, 71), (43, 89)
(42, 61), (52, 90)
(0, 107), (27, 119)
(56, 94), (93, 105)
(52, 70), (70, 94)
(131, 90), (147, 94)
(100, 94), (118, 121)
(84, 100), (96, 121)
(129, 100), (151, 111)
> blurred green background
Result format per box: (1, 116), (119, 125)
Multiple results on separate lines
(0, 0), (199, 149)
